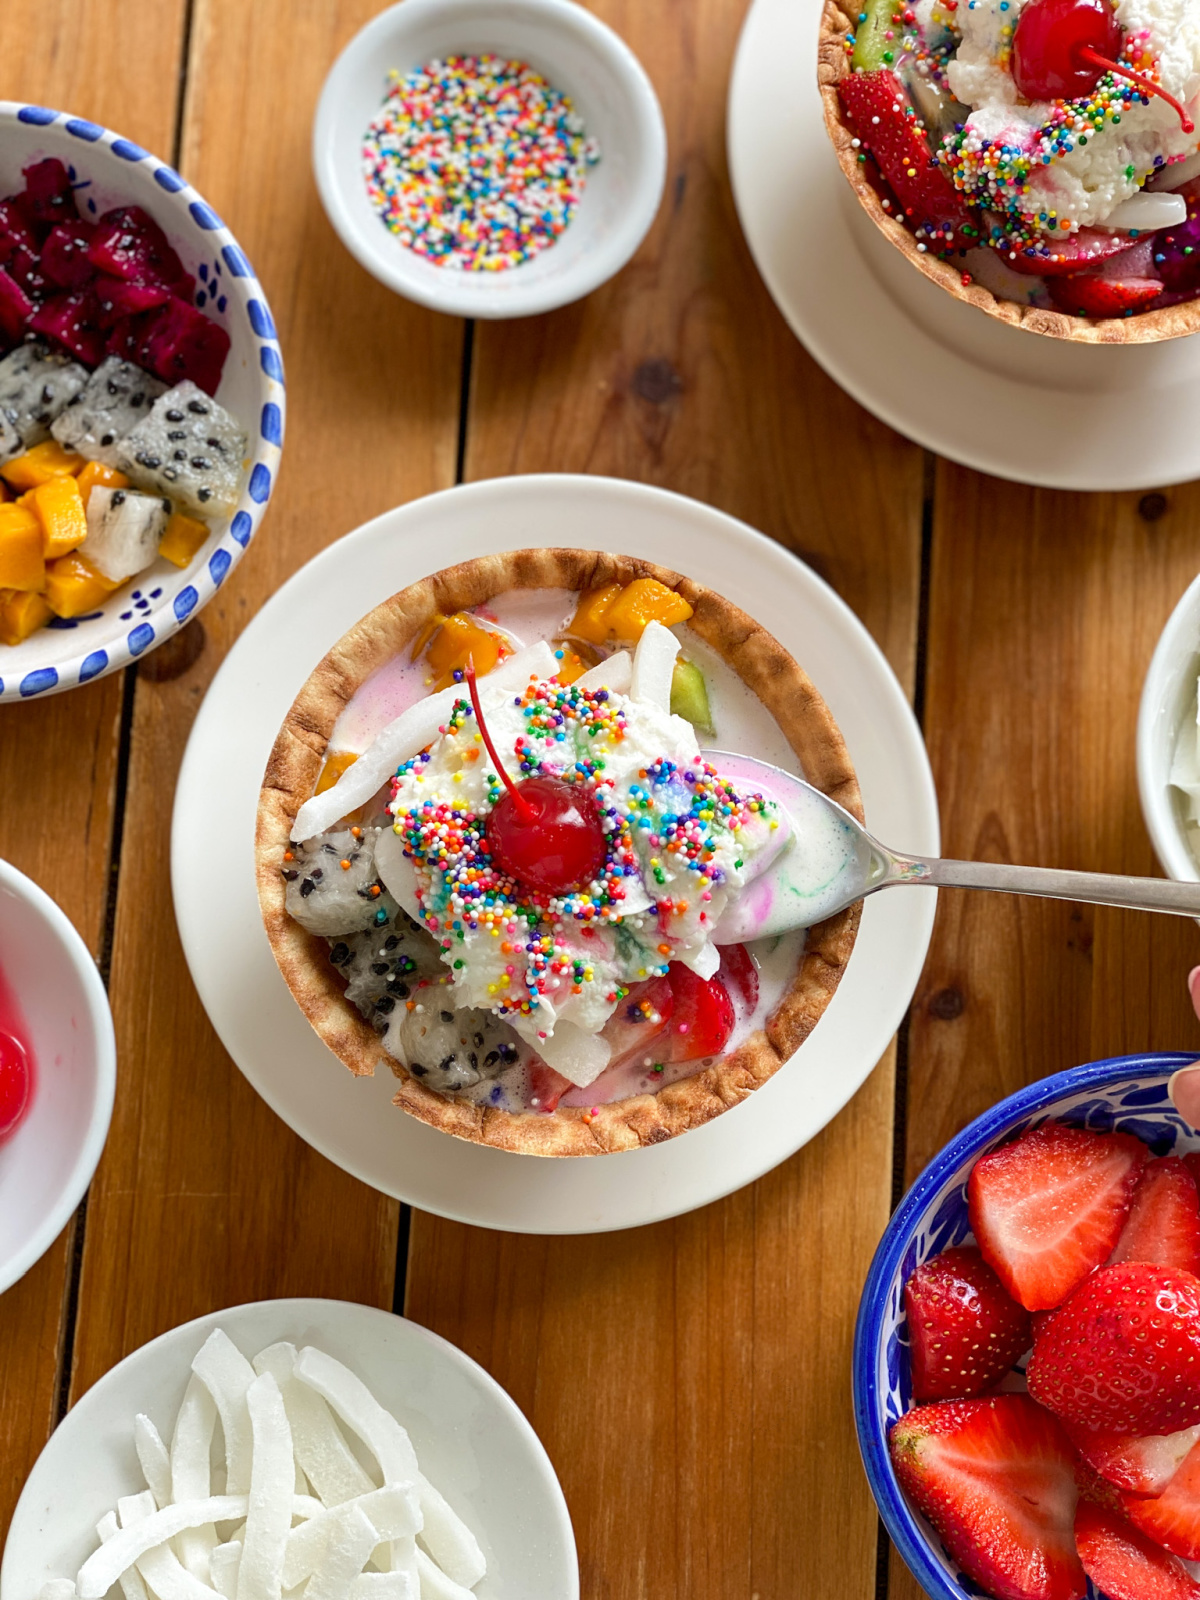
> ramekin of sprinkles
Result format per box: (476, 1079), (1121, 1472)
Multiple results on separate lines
(362, 53), (601, 271)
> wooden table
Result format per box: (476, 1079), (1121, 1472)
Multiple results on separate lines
(2, 3), (1198, 1596)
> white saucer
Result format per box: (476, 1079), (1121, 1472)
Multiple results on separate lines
(727, 0), (1200, 491)
(171, 475), (938, 1234)
(0, 1297), (577, 1600)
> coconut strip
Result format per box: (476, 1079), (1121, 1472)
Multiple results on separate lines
(292, 1346), (419, 1486)
(192, 1329), (256, 1496)
(235, 1374), (293, 1600)
(78, 1496), (247, 1599)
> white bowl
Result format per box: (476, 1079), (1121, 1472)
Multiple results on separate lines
(312, 0), (666, 319)
(0, 859), (115, 1294)
(1138, 570), (1200, 883)
(0, 101), (284, 704)
(1, 1297), (578, 1599)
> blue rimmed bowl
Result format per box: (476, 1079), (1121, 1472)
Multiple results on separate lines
(853, 1052), (1200, 1600)
(0, 102), (284, 703)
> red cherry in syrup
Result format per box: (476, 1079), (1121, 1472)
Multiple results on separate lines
(0, 1030), (30, 1138)
(1012, 0), (1194, 129)
(465, 661), (608, 895)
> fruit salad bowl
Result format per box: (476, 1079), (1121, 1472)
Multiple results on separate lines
(853, 1052), (1200, 1600)
(0, 102), (284, 704)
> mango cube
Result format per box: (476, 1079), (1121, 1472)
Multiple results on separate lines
(0, 587), (53, 646)
(44, 551), (119, 618)
(568, 583), (622, 645)
(315, 750), (359, 795)
(425, 611), (504, 689)
(553, 648), (589, 686)
(158, 511), (209, 569)
(75, 460), (129, 509)
(0, 439), (84, 492)
(603, 578), (693, 642)
(0, 504), (45, 592)
(29, 474), (87, 559)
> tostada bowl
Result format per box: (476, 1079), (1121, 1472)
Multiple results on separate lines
(853, 1051), (1200, 1600)
(819, 0), (1200, 344)
(0, 102), (283, 702)
(256, 547), (862, 1158)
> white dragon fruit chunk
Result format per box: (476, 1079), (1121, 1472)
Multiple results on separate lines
(51, 356), (167, 466)
(84, 486), (170, 583)
(117, 379), (247, 517)
(0, 340), (89, 460)
(284, 827), (402, 938)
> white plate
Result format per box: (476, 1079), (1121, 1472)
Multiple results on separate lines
(0, 1297), (577, 1600)
(171, 474), (938, 1234)
(727, 0), (1200, 492)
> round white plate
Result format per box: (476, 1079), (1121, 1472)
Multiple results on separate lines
(727, 0), (1200, 492)
(171, 474), (939, 1234)
(0, 1297), (578, 1600)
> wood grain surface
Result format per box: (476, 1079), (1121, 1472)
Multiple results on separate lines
(3, 1), (1196, 1596)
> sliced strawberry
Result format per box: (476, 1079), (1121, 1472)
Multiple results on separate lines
(599, 976), (673, 1068)
(1065, 1418), (1200, 1497)
(1109, 1158), (1200, 1275)
(1075, 1501), (1200, 1600)
(904, 1246), (1032, 1401)
(718, 943), (759, 1012)
(889, 1394), (1086, 1600)
(1001, 226), (1140, 276)
(1049, 274), (1164, 317)
(968, 1125), (1147, 1311)
(657, 964), (735, 1063)
(526, 1060), (572, 1114)
(1184, 1152), (1200, 1192)
(837, 69), (973, 247)
(1028, 1263), (1200, 1435)
(1122, 1437), (1200, 1560)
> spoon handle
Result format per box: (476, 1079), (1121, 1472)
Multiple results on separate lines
(891, 855), (1200, 918)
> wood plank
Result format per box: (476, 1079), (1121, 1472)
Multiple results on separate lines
(890, 471), (1200, 1600)
(405, 3), (925, 1596)
(0, 0), (189, 1536)
(69, 0), (462, 1394)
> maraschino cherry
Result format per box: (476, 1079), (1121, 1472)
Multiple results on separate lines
(465, 661), (608, 895)
(1012, 0), (1194, 129)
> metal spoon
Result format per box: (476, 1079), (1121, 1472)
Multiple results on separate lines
(704, 749), (1200, 943)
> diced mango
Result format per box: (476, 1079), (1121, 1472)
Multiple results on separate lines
(409, 612), (446, 661)
(568, 583), (623, 645)
(425, 611), (505, 690)
(159, 511), (209, 569)
(44, 551), (120, 618)
(0, 587), (53, 646)
(0, 504), (45, 592)
(315, 750), (359, 795)
(553, 647), (589, 686)
(0, 480), (10, 503)
(0, 439), (85, 491)
(604, 578), (693, 642)
(75, 460), (129, 508)
(29, 474), (87, 560)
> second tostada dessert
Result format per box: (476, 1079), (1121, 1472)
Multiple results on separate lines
(256, 550), (862, 1157)
(820, 0), (1200, 339)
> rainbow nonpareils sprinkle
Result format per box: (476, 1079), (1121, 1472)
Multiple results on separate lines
(362, 54), (601, 271)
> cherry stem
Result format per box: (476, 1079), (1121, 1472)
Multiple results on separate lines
(464, 658), (535, 821)
(1078, 46), (1195, 133)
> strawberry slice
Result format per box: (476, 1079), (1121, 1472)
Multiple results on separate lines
(1109, 1158), (1200, 1275)
(1049, 274), (1164, 317)
(1183, 1152), (1200, 1192)
(889, 1394), (1086, 1600)
(1028, 1263), (1200, 1435)
(1065, 1418), (1200, 1497)
(718, 943), (759, 1012)
(968, 1125), (1147, 1311)
(1122, 1436), (1200, 1560)
(837, 69), (973, 247)
(658, 964), (735, 1063)
(527, 1060), (572, 1114)
(599, 976), (674, 1068)
(1075, 1501), (1200, 1600)
(904, 1246), (1032, 1401)
(1001, 226), (1140, 277)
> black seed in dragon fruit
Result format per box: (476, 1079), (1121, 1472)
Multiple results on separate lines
(284, 828), (401, 938)
(0, 340), (88, 460)
(84, 486), (170, 583)
(117, 379), (246, 517)
(52, 357), (167, 466)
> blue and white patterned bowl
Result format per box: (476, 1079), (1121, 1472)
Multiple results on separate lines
(0, 102), (284, 703)
(853, 1052), (1199, 1600)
